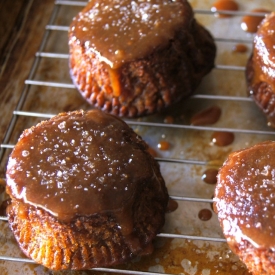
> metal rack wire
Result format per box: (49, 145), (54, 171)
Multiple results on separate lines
(1, 0), (275, 274)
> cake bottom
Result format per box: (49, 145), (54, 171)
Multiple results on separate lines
(69, 21), (216, 118)
(7, 183), (167, 271)
(246, 55), (275, 127)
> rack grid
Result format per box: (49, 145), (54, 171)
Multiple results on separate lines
(1, 0), (275, 274)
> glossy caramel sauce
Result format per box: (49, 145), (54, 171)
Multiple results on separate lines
(70, 0), (189, 69)
(232, 44), (248, 53)
(202, 168), (218, 184)
(250, 12), (275, 92)
(215, 141), (275, 249)
(241, 9), (270, 33)
(108, 67), (121, 97)
(6, 110), (159, 223)
(157, 140), (170, 151)
(211, 0), (238, 18)
(166, 198), (178, 213)
(211, 131), (234, 146)
(198, 209), (212, 221)
(190, 105), (221, 126)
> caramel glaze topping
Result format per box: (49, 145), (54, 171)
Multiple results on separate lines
(211, 0), (239, 18)
(6, 110), (159, 225)
(69, 0), (191, 69)
(241, 9), (270, 33)
(202, 168), (218, 185)
(198, 209), (212, 221)
(215, 141), (275, 249)
(251, 12), (275, 92)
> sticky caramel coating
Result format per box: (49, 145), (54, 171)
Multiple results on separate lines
(6, 110), (157, 222)
(69, 0), (216, 117)
(71, 0), (189, 69)
(246, 12), (275, 127)
(6, 110), (168, 270)
(214, 141), (275, 274)
(251, 12), (274, 88)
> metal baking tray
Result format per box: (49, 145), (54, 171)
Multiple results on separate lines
(1, 0), (275, 274)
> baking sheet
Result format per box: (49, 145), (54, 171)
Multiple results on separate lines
(1, 0), (275, 274)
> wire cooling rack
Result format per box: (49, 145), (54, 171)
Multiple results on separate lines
(1, 0), (275, 274)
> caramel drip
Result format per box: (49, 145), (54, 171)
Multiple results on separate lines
(191, 106), (221, 126)
(166, 198), (178, 213)
(108, 67), (121, 97)
(232, 44), (248, 53)
(202, 169), (218, 185)
(70, 0), (189, 69)
(241, 9), (270, 33)
(198, 209), (212, 221)
(251, 12), (275, 92)
(211, 0), (239, 18)
(211, 131), (234, 146)
(157, 140), (170, 151)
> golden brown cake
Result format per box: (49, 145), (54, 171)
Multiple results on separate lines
(246, 12), (275, 127)
(214, 141), (275, 275)
(5, 109), (169, 270)
(69, 0), (216, 117)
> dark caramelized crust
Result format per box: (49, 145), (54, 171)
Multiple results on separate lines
(246, 55), (275, 127)
(6, 110), (168, 270)
(69, 0), (216, 117)
(214, 141), (275, 275)
(246, 12), (275, 127)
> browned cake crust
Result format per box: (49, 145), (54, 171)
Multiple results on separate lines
(214, 141), (275, 275)
(69, 1), (216, 118)
(246, 55), (275, 127)
(7, 173), (166, 270)
(245, 12), (275, 127)
(6, 110), (169, 270)
(228, 240), (275, 275)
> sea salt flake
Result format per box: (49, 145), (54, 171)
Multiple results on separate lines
(22, 150), (29, 157)
(57, 171), (63, 177)
(58, 121), (66, 129)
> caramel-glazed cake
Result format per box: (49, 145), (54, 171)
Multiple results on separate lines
(5, 109), (169, 270)
(214, 141), (275, 275)
(246, 12), (275, 127)
(69, 0), (216, 117)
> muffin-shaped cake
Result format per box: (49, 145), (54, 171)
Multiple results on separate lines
(69, 0), (216, 117)
(214, 141), (275, 275)
(5, 110), (168, 270)
(246, 12), (275, 127)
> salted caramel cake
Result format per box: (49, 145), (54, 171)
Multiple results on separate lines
(6, 109), (169, 270)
